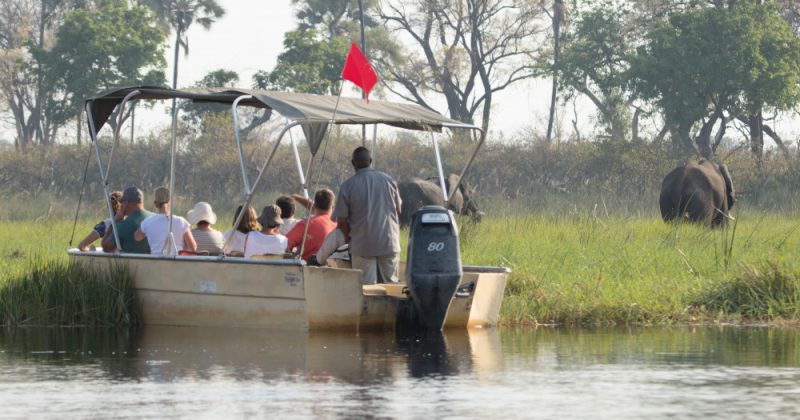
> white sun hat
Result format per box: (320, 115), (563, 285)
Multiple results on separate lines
(187, 201), (218, 225)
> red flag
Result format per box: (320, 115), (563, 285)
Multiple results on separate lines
(341, 42), (378, 102)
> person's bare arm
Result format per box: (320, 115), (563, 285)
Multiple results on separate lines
(291, 194), (312, 211)
(77, 231), (100, 251)
(134, 227), (145, 242)
(337, 217), (350, 243)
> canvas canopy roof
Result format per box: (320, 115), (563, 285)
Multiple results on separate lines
(86, 86), (473, 134)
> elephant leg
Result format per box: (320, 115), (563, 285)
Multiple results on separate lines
(659, 193), (678, 221)
(711, 201), (729, 227)
(682, 191), (713, 225)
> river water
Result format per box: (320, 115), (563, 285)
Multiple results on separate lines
(1, 325), (799, 418)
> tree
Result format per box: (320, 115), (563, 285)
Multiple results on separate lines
(257, 0), (397, 96)
(631, 1), (800, 158)
(254, 30), (349, 95)
(379, 0), (542, 133)
(137, 0), (225, 89)
(544, 0), (566, 143)
(0, 0), (85, 149)
(35, 0), (166, 138)
(553, 3), (634, 142)
(182, 68), (239, 127)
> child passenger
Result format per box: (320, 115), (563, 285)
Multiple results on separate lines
(78, 191), (122, 251)
(244, 205), (288, 258)
(222, 205), (259, 256)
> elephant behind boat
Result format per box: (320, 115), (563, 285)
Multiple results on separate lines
(659, 160), (735, 227)
(398, 174), (482, 226)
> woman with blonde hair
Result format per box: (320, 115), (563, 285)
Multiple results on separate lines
(78, 191), (122, 251)
(222, 205), (260, 256)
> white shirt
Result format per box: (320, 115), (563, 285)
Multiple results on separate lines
(139, 214), (191, 255)
(244, 231), (288, 258)
(222, 229), (247, 255)
(278, 217), (299, 235)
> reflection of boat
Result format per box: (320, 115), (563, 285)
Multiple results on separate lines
(129, 325), (503, 381)
(69, 87), (509, 332)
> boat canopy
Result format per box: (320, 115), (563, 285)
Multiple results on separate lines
(86, 86), (473, 134)
(83, 85), (485, 254)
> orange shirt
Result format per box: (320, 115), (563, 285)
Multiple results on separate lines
(286, 214), (337, 260)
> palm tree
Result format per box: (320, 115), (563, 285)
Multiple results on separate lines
(140, 0), (225, 89)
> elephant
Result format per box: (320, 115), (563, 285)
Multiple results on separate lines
(659, 160), (735, 227)
(397, 174), (482, 226)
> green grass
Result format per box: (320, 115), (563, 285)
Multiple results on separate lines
(2, 211), (800, 327)
(0, 219), (139, 327)
(456, 210), (800, 326)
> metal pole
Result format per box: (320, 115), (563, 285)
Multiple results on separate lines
(358, 0), (367, 146)
(86, 101), (122, 252)
(371, 124), (378, 168)
(165, 95), (181, 255)
(232, 95), (254, 194)
(222, 122), (299, 255)
(106, 90), (140, 184)
(288, 125), (309, 199)
(431, 131), (448, 202)
(448, 128), (486, 202)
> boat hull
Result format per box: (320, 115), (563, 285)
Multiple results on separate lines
(68, 251), (508, 331)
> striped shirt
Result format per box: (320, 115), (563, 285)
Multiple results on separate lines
(192, 227), (224, 255)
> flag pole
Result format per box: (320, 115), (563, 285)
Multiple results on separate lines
(298, 79), (346, 261)
(358, 0), (367, 147)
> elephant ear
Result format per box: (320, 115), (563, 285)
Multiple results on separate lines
(718, 164), (736, 209)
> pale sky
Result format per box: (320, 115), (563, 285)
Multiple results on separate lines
(153, 0), (548, 139)
(4, 1), (794, 146)
(0, 0), (553, 144)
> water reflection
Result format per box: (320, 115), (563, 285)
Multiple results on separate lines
(2, 326), (800, 418)
(0, 325), (504, 383)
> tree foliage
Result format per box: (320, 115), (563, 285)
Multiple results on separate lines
(257, 0), (396, 97)
(136, 0), (224, 89)
(34, 0), (166, 136)
(630, 1), (800, 157)
(254, 30), (349, 95)
(553, 2), (634, 142)
(379, 0), (542, 133)
(0, 0), (88, 148)
(181, 68), (239, 128)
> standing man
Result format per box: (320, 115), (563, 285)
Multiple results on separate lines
(102, 186), (152, 253)
(333, 147), (402, 284)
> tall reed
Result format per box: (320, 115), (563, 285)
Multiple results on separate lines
(0, 258), (139, 327)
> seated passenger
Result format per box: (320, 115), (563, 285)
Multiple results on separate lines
(314, 228), (349, 266)
(102, 186), (152, 254)
(135, 187), (197, 255)
(276, 195), (299, 235)
(286, 189), (337, 262)
(78, 190), (122, 251)
(244, 205), (288, 258)
(187, 201), (224, 255)
(222, 205), (259, 256)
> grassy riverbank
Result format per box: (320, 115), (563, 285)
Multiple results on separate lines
(0, 220), (140, 327)
(1, 213), (800, 326)
(458, 212), (800, 326)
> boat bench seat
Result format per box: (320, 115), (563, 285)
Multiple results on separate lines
(361, 283), (407, 298)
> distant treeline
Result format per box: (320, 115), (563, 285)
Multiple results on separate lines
(2, 115), (799, 221)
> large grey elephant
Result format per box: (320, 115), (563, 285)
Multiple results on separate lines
(659, 160), (735, 227)
(398, 174), (482, 226)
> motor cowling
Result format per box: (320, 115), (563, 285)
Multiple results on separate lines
(405, 205), (462, 331)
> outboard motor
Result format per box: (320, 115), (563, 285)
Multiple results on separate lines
(404, 205), (462, 331)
